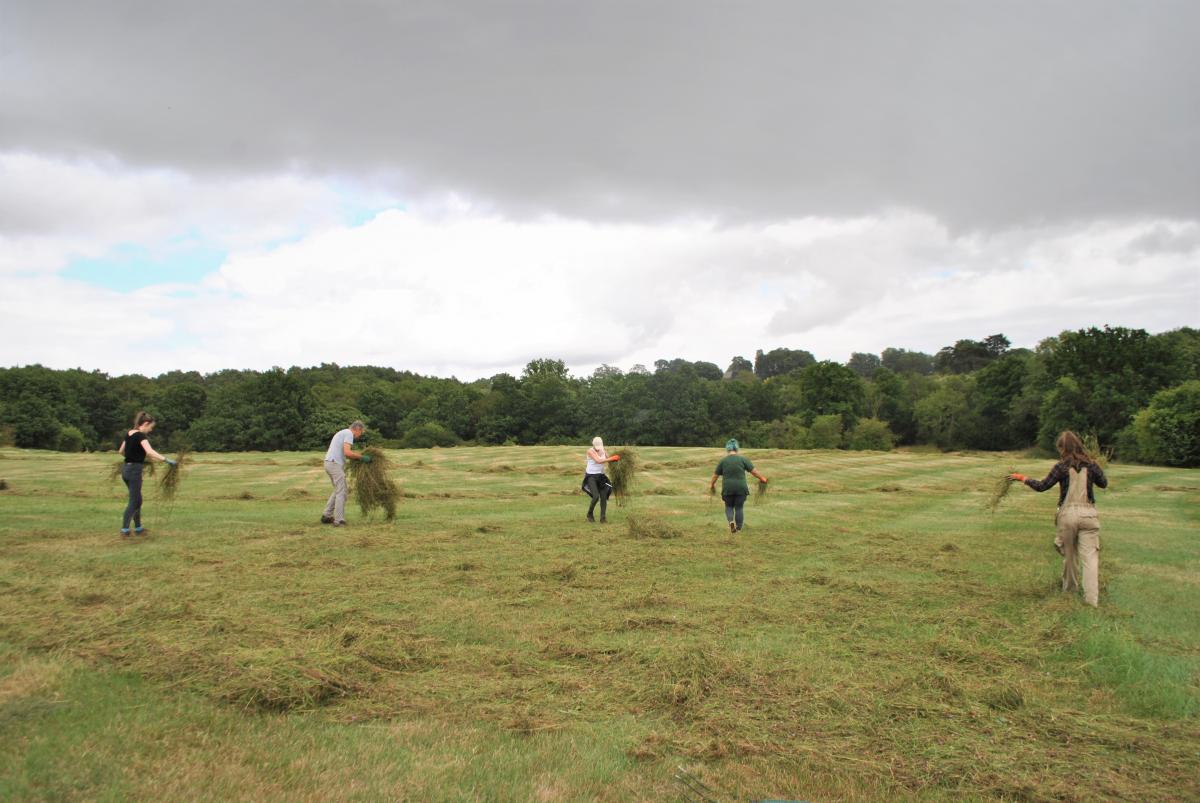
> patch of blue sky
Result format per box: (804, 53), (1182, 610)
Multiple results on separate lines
(61, 241), (227, 293)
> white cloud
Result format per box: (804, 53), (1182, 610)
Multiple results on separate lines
(1, 198), (1195, 378)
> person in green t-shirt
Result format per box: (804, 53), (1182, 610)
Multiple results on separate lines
(709, 439), (768, 533)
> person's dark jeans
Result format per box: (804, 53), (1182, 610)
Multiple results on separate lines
(722, 492), (747, 530)
(585, 474), (610, 519)
(122, 463), (144, 529)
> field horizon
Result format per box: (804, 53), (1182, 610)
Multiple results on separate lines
(1, 445), (1197, 801)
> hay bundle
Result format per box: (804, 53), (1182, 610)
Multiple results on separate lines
(157, 449), (190, 503)
(986, 470), (1017, 512)
(626, 513), (682, 539)
(753, 479), (769, 505)
(607, 448), (639, 506)
(347, 447), (399, 520)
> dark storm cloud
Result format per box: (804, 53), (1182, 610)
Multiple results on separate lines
(2, 0), (1198, 228)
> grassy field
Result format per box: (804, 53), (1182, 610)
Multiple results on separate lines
(0, 445), (1197, 801)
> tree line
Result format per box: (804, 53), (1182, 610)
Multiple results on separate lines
(2, 326), (1197, 466)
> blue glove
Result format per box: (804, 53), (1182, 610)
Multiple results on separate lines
(165, 458), (178, 466)
(361, 454), (373, 464)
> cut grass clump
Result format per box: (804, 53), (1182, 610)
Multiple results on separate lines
(626, 514), (682, 540)
(347, 447), (400, 520)
(608, 447), (639, 506)
(753, 479), (769, 505)
(986, 469), (1016, 512)
(157, 448), (190, 503)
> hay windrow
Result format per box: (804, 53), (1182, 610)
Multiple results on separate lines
(608, 447), (639, 506)
(157, 448), (190, 503)
(626, 513), (682, 540)
(347, 447), (399, 520)
(986, 470), (1017, 512)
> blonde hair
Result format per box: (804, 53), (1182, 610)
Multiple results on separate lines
(591, 437), (604, 451)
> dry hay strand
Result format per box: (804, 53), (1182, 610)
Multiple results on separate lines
(608, 447), (639, 506)
(626, 513), (682, 540)
(753, 479), (769, 505)
(986, 470), (1016, 512)
(1082, 432), (1111, 469)
(347, 446), (399, 520)
(157, 448), (190, 502)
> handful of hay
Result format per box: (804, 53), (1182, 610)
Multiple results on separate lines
(608, 448), (639, 507)
(986, 470), (1017, 512)
(753, 479), (769, 505)
(347, 447), (399, 520)
(157, 449), (190, 503)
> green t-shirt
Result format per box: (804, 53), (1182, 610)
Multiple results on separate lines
(715, 454), (755, 496)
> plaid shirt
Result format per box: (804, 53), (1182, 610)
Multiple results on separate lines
(1025, 461), (1108, 505)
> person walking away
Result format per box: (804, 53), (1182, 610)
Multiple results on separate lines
(709, 439), (767, 534)
(117, 411), (175, 536)
(582, 436), (619, 523)
(1009, 430), (1108, 606)
(321, 420), (371, 527)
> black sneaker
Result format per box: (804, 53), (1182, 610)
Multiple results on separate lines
(586, 514), (596, 523)
(600, 516), (607, 524)
(320, 515), (334, 524)
(728, 521), (737, 534)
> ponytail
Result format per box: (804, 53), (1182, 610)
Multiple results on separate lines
(133, 411), (156, 427)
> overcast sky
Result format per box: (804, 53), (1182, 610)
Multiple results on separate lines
(1, 0), (1196, 379)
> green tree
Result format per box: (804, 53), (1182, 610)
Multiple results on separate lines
(847, 352), (882, 378)
(754, 347), (816, 379)
(1041, 326), (1187, 446)
(915, 375), (978, 450)
(1130, 381), (1200, 467)
(795, 361), (865, 427)
(880, 347), (934, 375)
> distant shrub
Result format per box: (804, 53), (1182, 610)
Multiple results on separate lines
(809, 414), (844, 449)
(57, 425), (86, 452)
(400, 422), (460, 449)
(848, 418), (896, 451)
(1130, 381), (1200, 467)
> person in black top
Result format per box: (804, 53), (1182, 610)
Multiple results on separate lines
(1009, 430), (1108, 606)
(117, 412), (175, 536)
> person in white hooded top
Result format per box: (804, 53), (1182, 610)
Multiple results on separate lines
(582, 436), (620, 523)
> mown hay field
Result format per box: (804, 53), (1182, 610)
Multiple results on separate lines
(0, 446), (1197, 801)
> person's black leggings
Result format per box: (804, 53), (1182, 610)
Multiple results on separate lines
(722, 492), (747, 530)
(122, 463), (144, 529)
(585, 474), (610, 519)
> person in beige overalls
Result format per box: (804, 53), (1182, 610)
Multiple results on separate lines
(1010, 431), (1109, 606)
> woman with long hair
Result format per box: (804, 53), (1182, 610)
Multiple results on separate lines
(117, 412), (175, 536)
(1009, 431), (1109, 606)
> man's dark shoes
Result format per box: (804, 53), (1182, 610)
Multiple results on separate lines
(729, 521), (737, 534)
(320, 515), (334, 524)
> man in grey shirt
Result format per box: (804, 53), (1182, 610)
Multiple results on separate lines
(321, 420), (370, 526)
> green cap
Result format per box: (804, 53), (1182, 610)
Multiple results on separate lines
(725, 438), (739, 452)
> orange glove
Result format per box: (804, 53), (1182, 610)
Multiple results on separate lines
(609, 454), (620, 462)
(1008, 473), (1027, 482)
